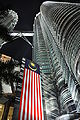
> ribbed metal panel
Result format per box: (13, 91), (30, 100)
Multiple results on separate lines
(41, 1), (80, 82)
(33, 1), (80, 119)
(33, 15), (59, 119)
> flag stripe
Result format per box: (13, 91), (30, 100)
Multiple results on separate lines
(34, 72), (36, 119)
(38, 74), (42, 120)
(30, 71), (33, 120)
(25, 69), (29, 120)
(35, 73), (37, 120)
(29, 70), (31, 120)
(36, 73), (39, 120)
(20, 69), (27, 120)
(40, 77), (44, 120)
(32, 71), (34, 120)
(18, 68), (26, 120)
(38, 74), (41, 120)
(22, 69), (28, 120)
(27, 70), (31, 119)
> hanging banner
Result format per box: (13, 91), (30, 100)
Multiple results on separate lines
(17, 58), (44, 120)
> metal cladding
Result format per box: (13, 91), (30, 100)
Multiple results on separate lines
(0, 9), (18, 31)
(33, 16), (59, 119)
(33, 1), (80, 120)
(40, 1), (80, 83)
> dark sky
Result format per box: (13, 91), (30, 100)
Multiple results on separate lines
(0, 0), (80, 31)
(0, 0), (44, 31)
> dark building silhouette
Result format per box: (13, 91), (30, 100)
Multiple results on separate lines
(0, 37), (32, 63)
(33, 1), (80, 119)
(0, 8), (19, 120)
(0, 96), (10, 120)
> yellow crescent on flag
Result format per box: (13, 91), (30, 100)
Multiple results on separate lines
(29, 62), (37, 71)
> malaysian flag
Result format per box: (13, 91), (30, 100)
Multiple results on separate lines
(18, 59), (44, 120)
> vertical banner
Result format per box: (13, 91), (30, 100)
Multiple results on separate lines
(18, 59), (44, 120)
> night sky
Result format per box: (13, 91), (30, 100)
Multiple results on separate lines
(0, 0), (80, 62)
(0, 0), (44, 31)
(0, 0), (80, 31)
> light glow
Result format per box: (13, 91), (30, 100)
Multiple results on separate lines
(10, 32), (34, 37)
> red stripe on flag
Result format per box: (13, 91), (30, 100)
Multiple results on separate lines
(38, 74), (43, 120)
(30, 71), (33, 120)
(22, 69), (28, 120)
(36, 73), (39, 120)
(27, 70), (31, 119)
(18, 68), (26, 120)
(34, 72), (36, 119)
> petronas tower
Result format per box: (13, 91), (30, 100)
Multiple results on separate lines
(33, 1), (80, 120)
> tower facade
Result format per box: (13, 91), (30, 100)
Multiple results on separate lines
(33, 1), (80, 119)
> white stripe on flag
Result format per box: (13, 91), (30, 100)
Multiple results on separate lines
(25, 69), (29, 120)
(37, 74), (40, 120)
(32, 71), (34, 120)
(35, 73), (37, 120)
(36, 73), (39, 120)
(20, 68), (27, 120)
(29, 70), (32, 120)
(40, 76), (44, 120)
(30, 70), (33, 120)
(22, 68), (29, 120)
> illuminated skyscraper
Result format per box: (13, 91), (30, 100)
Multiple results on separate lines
(33, 1), (80, 119)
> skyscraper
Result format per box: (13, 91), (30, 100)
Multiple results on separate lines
(33, 1), (80, 119)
